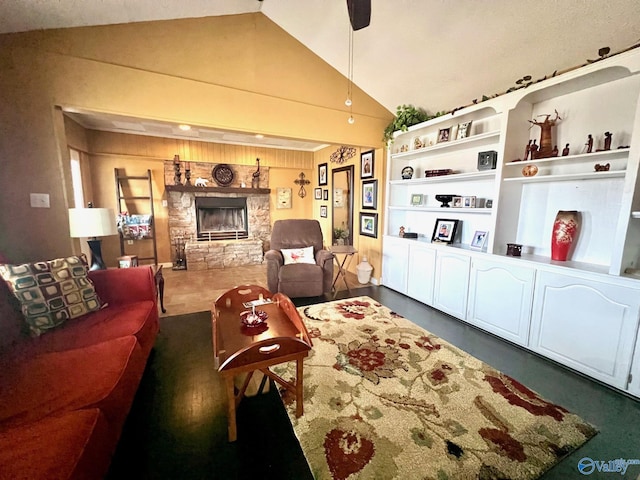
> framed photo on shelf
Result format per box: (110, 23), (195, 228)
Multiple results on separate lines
(456, 121), (473, 140)
(437, 127), (451, 143)
(452, 196), (462, 208)
(410, 193), (424, 206)
(359, 212), (378, 238)
(362, 179), (378, 209)
(318, 163), (328, 186)
(314, 188), (322, 200)
(361, 150), (375, 179)
(320, 205), (328, 218)
(323, 189), (329, 201)
(431, 218), (459, 244)
(463, 196), (476, 208)
(471, 230), (488, 250)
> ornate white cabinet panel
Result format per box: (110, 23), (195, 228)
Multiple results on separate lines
(468, 258), (535, 346)
(407, 242), (436, 306)
(381, 235), (409, 294)
(529, 270), (640, 390)
(433, 251), (470, 320)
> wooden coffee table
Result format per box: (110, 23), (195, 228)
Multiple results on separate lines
(211, 285), (312, 442)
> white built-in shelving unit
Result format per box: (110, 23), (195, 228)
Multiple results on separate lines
(382, 48), (640, 397)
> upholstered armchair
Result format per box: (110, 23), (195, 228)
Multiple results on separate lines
(265, 219), (334, 298)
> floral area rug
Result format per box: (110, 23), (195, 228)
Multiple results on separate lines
(273, 296), (597, 480)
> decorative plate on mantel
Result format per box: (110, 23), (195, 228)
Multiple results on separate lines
(212, 164), (234, 186)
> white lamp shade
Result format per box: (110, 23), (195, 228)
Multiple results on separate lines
(69, 208), (117, 238)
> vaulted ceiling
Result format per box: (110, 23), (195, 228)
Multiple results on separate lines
(2, 0), (639, 146)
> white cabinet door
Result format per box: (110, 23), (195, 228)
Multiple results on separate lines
(530, 270), (640, 390)
(381, 236), (409, 294)
(433, 251), (470, 320)
(468, 258), (535, 346)
(407, 243), (436, 306)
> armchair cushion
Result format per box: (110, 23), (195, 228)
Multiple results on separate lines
(281, 246), (316, 265)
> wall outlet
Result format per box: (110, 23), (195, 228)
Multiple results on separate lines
(127, 240), (134, 245)
(30, 193), (50, 208)
(162, 199), (168, 207)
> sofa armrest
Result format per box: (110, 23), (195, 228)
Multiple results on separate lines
(88, 267), (156, 306)
(315, 249), (334, 267)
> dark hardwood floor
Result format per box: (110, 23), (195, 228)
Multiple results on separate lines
(108, 285), (640, 480)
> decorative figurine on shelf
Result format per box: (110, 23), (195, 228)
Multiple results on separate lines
(399, 226), (405, 237)
(524, 139), (532, 161)
(585, 134), (594, 153)
(562, 143), (570, 156)
(551, 145), (559, 157)
(252, 158), (261, 189)
(194, 177), (208, 187)
(597, 132), (613, 151)
(506, 243), (522, 257)
(413, 137), (424, 149)
(595, 163), (610, 172)
(401, 166), (414, 179)
(173, 154), (182, 185)
(529, 139), (539, 159)
(529, 110), (561, 159)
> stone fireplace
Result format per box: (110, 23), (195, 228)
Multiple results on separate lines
(165, 161), (271, 270)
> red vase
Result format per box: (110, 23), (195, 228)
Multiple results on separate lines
(551, 210), (579, 261)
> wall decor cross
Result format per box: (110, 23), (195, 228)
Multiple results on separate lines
(294, 172), (311, 198)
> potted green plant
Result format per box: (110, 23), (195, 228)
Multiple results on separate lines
(382, 105), (446, 144)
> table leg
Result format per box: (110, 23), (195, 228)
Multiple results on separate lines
(157, 269), (166, 313)
(224, 374), (238, 442)
(295, 358), (304, 417)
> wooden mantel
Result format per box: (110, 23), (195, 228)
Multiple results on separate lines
(165, 185), (271, 194)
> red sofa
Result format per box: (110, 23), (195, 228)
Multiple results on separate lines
(0, 263), (159, 479)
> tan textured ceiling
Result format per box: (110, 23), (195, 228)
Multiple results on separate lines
(2, 0), (640, 144)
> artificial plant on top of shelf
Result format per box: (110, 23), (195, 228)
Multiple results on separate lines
(382, 105), (446, 144)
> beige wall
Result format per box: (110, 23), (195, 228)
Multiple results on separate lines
(0, 13), (392, 276)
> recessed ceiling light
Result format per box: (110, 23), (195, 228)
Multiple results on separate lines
(178, 124), (191, 131)
(255, 134), (264, 139)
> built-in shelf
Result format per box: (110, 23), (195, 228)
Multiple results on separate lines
(165, 185), (271, 194)
(390, 171), (496, 185)
(504, 147), (630, 167)
(390, 130), (501, 160)
(389, 206), (493, 214)
(503, 170), (625, 183)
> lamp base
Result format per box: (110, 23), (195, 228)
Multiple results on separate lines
(87, 239), (107, 270)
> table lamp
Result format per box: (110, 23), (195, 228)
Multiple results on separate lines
(69, 203), (117, 270)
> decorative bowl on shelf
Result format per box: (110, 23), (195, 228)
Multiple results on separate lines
(435, 194), (456, 208)
(240, 309), (268, 327)
(522, 164), (538, 177)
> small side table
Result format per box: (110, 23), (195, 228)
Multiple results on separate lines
(151, 265), (166, 313)
(330, 245), (357, 295)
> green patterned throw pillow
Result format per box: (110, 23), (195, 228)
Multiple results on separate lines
(0, 254), (103, 336)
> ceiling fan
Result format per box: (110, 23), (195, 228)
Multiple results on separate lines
(346, 0), (371, 30)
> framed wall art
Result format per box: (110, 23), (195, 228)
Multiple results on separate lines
(276, 187), (292, 209)
(362, 179), (378, 209)
(314, 188), (322, 200)
(318, 163), (328, 186)
(320, 205), (328, 218)
(361, 150), (374, 179)
(431, 218), (459, 244)
(359, 212), (378, 238)
(323, 189), (329, 201)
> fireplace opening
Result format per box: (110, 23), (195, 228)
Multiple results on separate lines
(195, 197), (248, 240)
